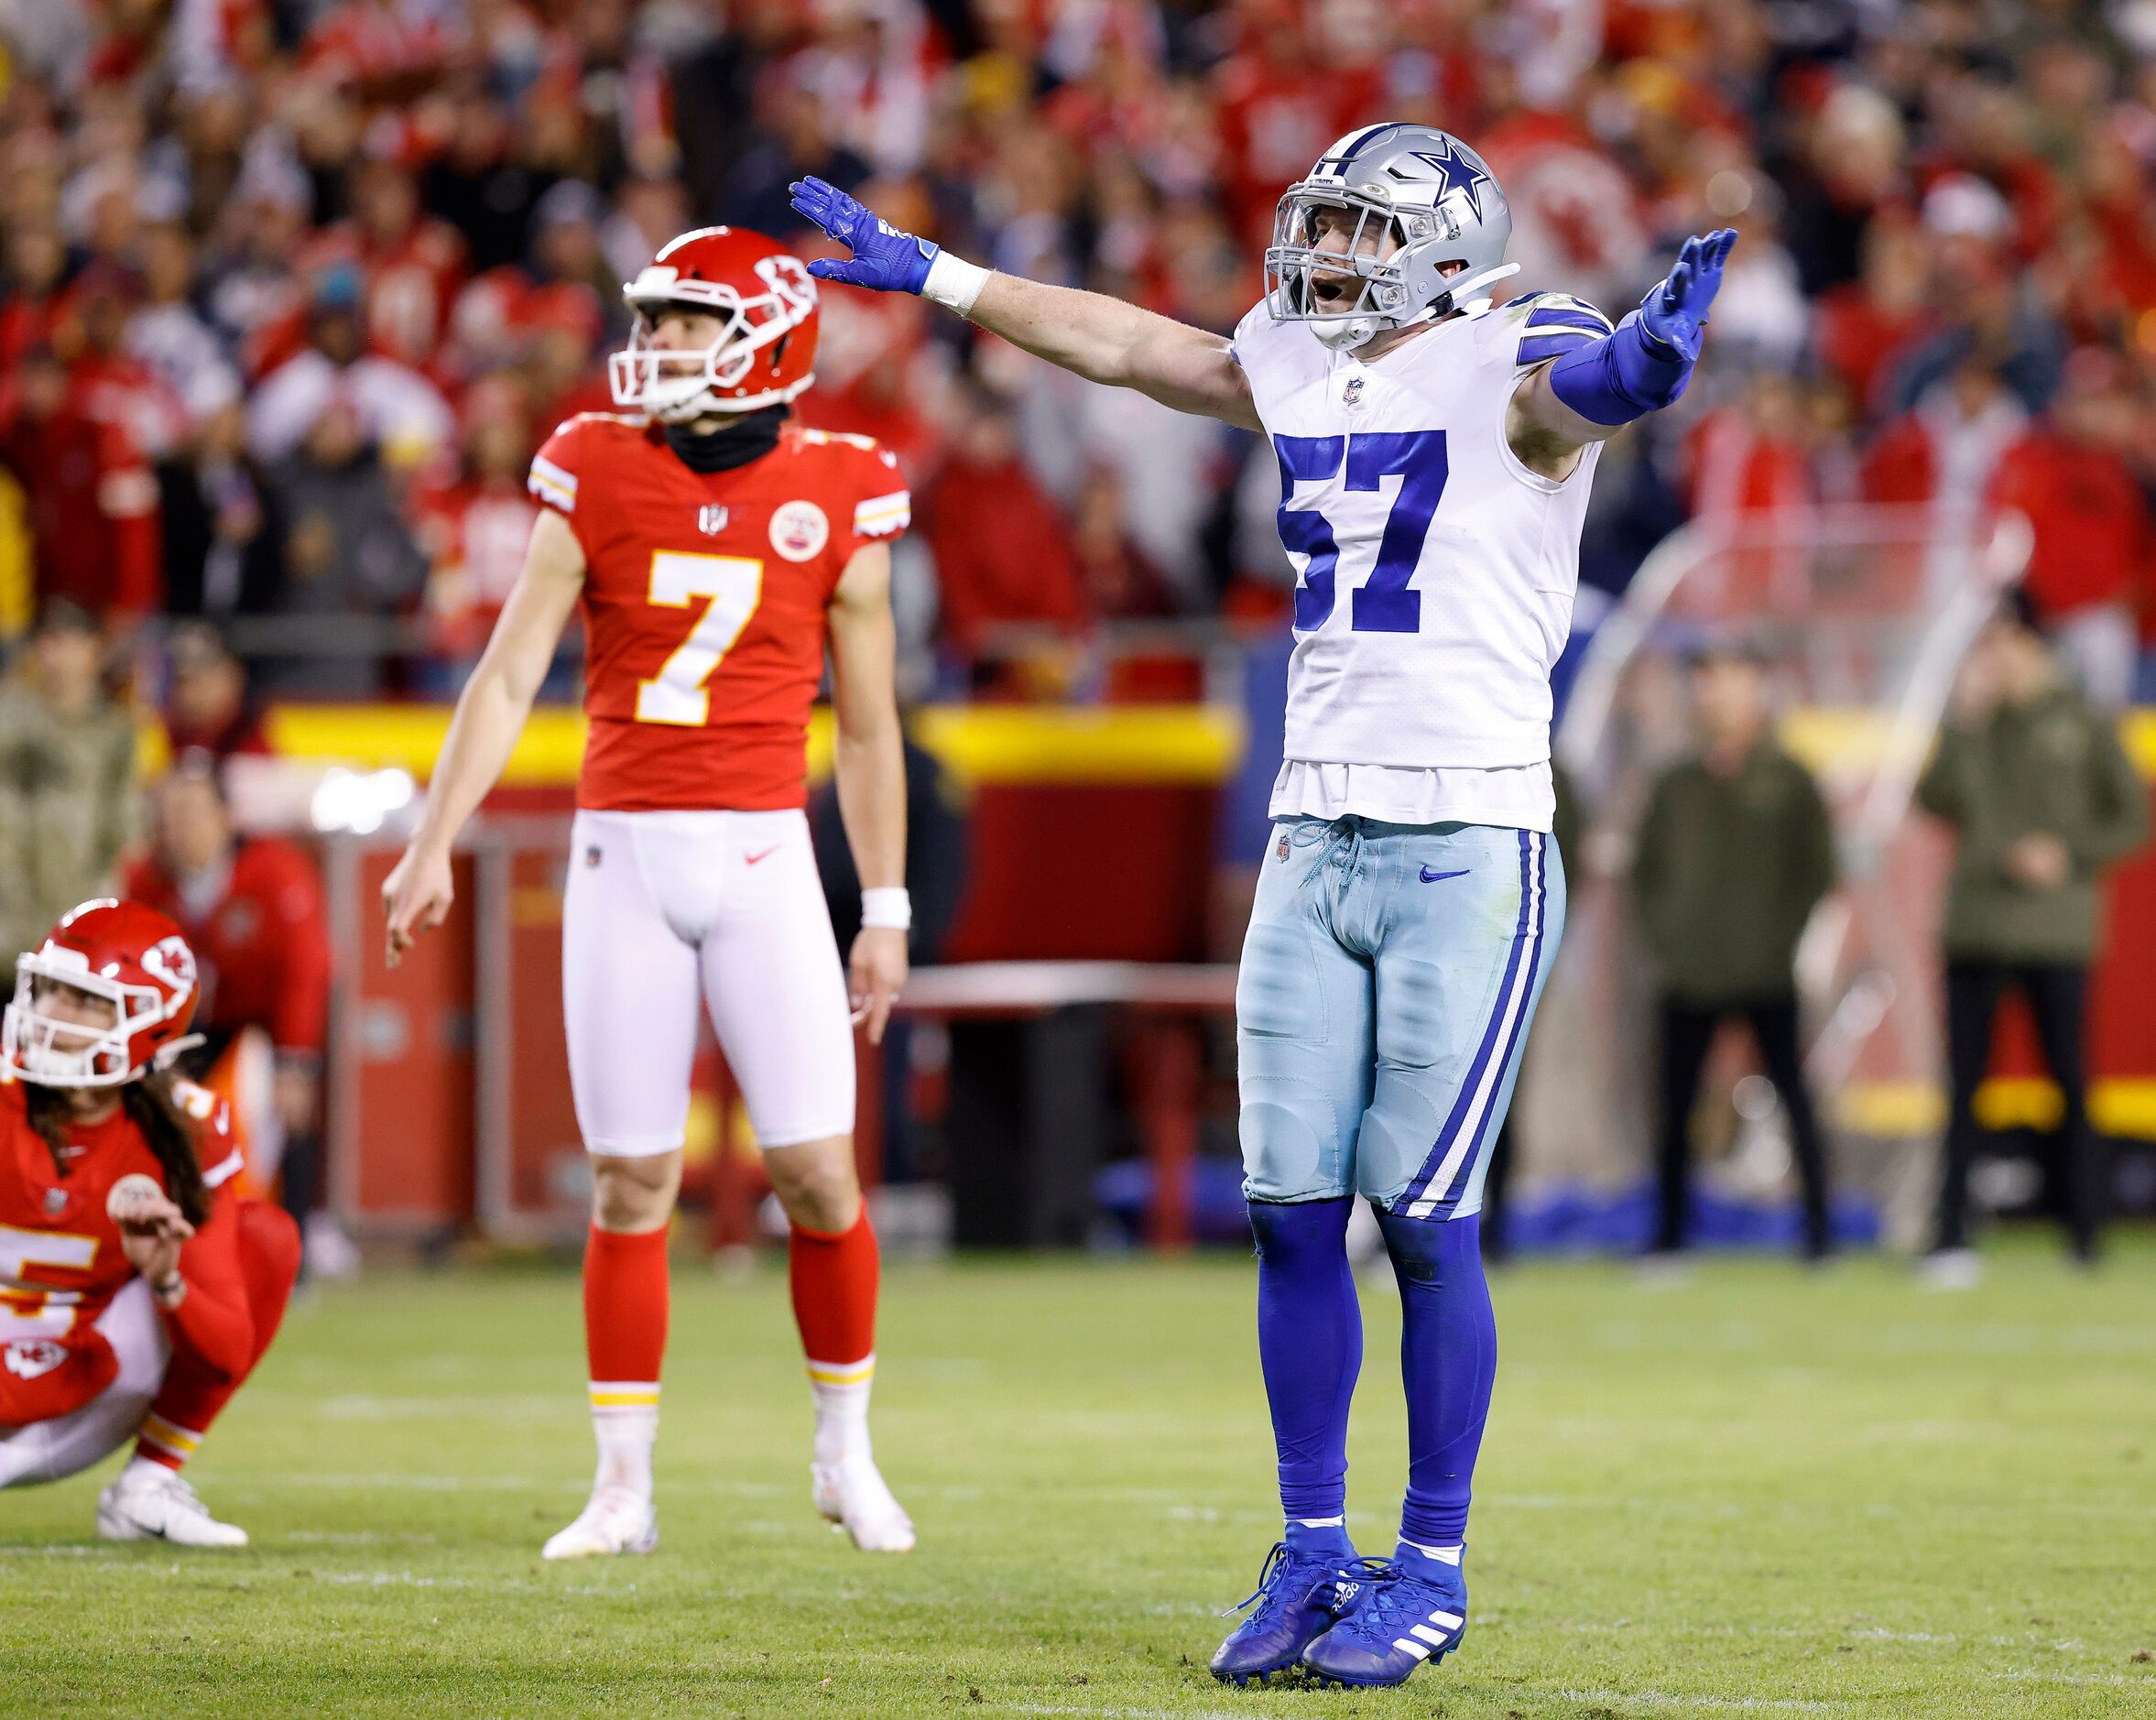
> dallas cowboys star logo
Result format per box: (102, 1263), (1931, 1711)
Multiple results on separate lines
(1409, 139), (1494, 222)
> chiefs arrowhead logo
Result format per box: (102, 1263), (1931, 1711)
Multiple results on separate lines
(4, 1339), (69, 1381)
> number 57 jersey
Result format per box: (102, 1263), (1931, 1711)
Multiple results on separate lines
(528, 414), (910, 811)
(1232, 291), (1612, 775)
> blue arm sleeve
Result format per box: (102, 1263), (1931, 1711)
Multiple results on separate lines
(1545, 310), (1693, 426)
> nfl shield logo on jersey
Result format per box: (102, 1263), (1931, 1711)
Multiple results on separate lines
(698, 504), (728, 536)
(1343, 376), (1365, 407)
(42, 1185), (66, 1217)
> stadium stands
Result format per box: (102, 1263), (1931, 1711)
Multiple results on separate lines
(0, 0), (2148, 695)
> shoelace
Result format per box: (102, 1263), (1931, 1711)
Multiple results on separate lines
(1220, 1541), (1338, 1619)
(1323, 1556), (1431, 1631)
(1221, 1542), (1291, 1618)
(156, 1472), (206, 1511)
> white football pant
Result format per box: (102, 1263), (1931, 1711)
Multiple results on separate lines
(0, 1279), (170, 1486)
(562, 808), (857, 1155)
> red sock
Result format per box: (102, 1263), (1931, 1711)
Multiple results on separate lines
(789, 1207), (878, 1380)
(583, 1224), (669, 1451)
(136, 1201), (300, 1471)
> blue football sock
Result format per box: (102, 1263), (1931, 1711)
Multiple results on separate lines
(1248, 1197), (1361, 1556)
(1377, 1209), (1496, 1551)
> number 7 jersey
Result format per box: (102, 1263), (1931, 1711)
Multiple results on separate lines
(1231, 291), (1612, 775)
(528, 414), (910, 811)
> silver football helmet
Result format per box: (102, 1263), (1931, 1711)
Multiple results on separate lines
(1266, 124), (1519, 352)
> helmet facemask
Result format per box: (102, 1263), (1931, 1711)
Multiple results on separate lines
(1266, 180), (1519, 351)
(2, 959), (169, 1089)
(608, 259), (816, 420)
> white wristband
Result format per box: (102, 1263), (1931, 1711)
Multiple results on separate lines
(922, 251), (991, 316)
(860, 887), (912, 931)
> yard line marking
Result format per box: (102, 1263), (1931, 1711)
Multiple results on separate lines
(270, 1472), (570, 1491)
(312, 1394), (577, 1421)
(1010, 1707), (1251, 1720)
(1557, 1693), (1846, 1713)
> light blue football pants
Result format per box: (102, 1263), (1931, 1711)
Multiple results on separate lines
(1236, 817), (1565, 1217)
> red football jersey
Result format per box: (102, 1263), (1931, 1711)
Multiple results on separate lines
(528, 414), (910, 811)
(0, 1073), (248, 1420)
(125, 837), (333, 1057)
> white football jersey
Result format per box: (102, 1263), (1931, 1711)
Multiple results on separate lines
(1232, 291), (1613, 778)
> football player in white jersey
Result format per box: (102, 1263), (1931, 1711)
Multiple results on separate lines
(793, 125), (1732, 1689)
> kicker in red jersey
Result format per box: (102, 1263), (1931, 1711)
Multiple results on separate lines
(0, 1073), (244, 1419)
(528, 413), (909, 812)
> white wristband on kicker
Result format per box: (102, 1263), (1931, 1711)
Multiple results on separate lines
(860, 887), (912, 931)
(922, 251), (990, 316)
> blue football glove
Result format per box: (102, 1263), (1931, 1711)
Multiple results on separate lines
(789, 177), (938, 294)
(1636, 228), (1737, 363)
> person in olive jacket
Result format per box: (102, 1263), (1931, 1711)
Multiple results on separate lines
(0, 600), (141, 971)
(1916, 592), (2148, 1279)
(1633, 642), (1838, 1260)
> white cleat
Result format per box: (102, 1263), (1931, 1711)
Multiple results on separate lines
(96, 1467), (249, 1548)
(541, 1486), (658, 1561)
(813, 1456), (916, 1552)
(1918, 1247), (1983, 1290)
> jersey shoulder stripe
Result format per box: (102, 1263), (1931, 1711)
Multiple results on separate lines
(1510, 292), (1614, 370)
(529, 454), (578, 513)
(854, 490), (911, 538)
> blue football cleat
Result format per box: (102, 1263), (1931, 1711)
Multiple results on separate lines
(1209, 1541), (1355, 1685)
(1300, 1556), (1467, 1687)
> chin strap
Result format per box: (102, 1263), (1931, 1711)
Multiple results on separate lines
(150, 1034), (205, 1073)
(1326, 261), (1522, 350)
(1429, 261), (1519, 317)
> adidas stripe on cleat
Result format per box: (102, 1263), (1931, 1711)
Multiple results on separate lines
(1299, 1556), (1468, 1687)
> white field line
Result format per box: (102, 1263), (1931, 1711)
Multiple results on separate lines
(1556, 1692), (1846, 1714)
(1009, 1707), (1250, 1720)
(0, 1551), (629, 1595)
(310, 1395), (578, 1421)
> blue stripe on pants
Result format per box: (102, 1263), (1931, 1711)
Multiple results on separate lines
(1236, 819), (1565, 1211)
(1390, 832), (1549, 1218)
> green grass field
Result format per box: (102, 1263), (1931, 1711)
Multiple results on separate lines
(5, 1236), (2155, 1718)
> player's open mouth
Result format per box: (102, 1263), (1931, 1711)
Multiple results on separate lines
(1310, 273), (1356, 310)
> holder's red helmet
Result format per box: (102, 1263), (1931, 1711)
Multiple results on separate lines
(608, 226), (819, 420)
(1, 899), (202, 1089)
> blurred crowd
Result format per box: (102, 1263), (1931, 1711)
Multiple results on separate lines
(0, 0), (2151, 705)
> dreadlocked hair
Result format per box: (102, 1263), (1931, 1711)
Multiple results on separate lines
(23, 1072), (210, 1227)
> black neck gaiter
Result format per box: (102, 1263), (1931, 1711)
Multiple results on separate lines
(663, 405), (789, 474)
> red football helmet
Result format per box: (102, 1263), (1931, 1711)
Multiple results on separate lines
(2, 899), (202, 1089)
(608, 225), (819, 420)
